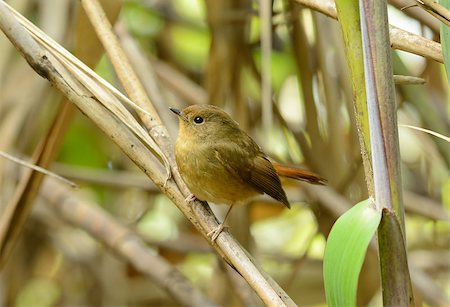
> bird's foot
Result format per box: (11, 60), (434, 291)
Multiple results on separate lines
(207, 223), (227, 242)
(184, 193), (197, 204)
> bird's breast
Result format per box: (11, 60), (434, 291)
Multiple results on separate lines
(174, 139), (258, 204)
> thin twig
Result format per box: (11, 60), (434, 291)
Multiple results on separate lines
(393, 75), (426, 85)
(416, 0), (450, 27)
(260, 0), (273, 130)
(399, 124), (450, 142)
(0, 150), (77, 188)
(392, 0), (440, 33)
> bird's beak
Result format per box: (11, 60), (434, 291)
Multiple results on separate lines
(169, 107), (187, 121)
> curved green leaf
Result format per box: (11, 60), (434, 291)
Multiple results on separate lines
(324, 199), (382, 307)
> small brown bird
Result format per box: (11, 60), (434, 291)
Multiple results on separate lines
(171, 105), (325, 241)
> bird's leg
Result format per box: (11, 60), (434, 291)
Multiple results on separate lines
(184, 193), (197, 204)
(207, 205), (233, 242)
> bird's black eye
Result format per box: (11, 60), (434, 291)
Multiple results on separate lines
(193, 116), (204, 124)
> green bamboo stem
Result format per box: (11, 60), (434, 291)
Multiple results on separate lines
(359, 0), (414, 305)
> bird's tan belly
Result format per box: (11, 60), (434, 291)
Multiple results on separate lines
(176, 144), (258, 204)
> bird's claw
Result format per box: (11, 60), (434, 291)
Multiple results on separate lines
(207, 223), (227, 242)
(184, 193), (197, 204)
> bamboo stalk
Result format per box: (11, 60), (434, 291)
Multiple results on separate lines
(359, 0), (414, 305)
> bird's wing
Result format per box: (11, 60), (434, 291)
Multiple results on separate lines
(213, 142), (290, 208)
(248, 155), (290, 208)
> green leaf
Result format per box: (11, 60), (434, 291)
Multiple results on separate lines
(440, 0), (450, 83)
(324, 199), (382, 307)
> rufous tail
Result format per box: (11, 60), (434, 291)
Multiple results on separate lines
(273, 164), (327, 185)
